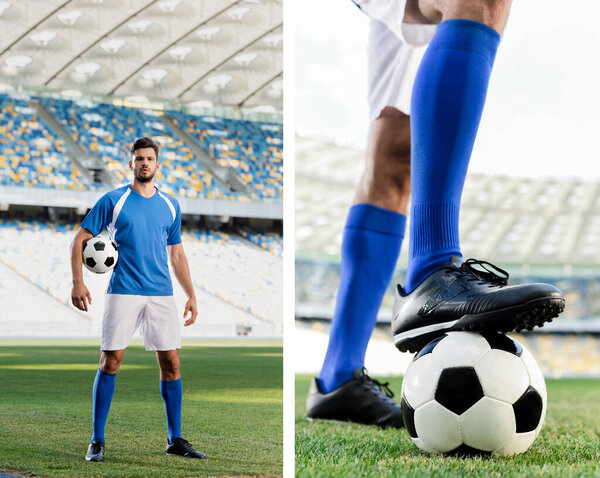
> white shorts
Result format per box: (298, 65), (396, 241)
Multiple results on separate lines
(357, 0), (437, 120)
(101, 294), (181, 351)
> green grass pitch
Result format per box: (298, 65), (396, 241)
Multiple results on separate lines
(0, 339), (282, 478)
(296, 374), (600, 477)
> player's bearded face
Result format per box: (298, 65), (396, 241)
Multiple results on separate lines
(130, 148), (158, 183)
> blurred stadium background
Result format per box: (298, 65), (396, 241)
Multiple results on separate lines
(295, 136), (600, 378)
(0, 0), (282, 339)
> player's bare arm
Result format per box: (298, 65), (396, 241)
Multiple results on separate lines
(70, 227), (93, 311)
(168, 243), (197, 326)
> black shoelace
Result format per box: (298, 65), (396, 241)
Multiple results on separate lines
(444, 258), (509, 286)
(356, 368), (394, 398)
(178, 438), (193, 449)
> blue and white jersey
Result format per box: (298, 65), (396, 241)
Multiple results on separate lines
(81, 184), (182, 296)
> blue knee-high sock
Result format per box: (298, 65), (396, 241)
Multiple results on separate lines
(160, 378), (182, 444)
(404, 19), (501, 292)
(318, 204), (406, 392)
(91, 369), (116, 443)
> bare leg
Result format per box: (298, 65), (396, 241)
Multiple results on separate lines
(156, 349), (180, 381)
(354, 106), (411, 213)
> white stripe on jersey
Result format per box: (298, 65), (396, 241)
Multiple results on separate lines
(157, 191), (176, 223)
(107, 187), (131, 245)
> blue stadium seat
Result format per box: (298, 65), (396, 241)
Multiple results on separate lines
(0, 93), (87, 190)
(41, 97), (241, 200)
(170, 112), (283, 200)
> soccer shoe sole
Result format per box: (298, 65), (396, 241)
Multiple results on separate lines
(393, 296), (565, 353)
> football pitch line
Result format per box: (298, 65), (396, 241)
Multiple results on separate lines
(295, 374), (600, 477)
(0, 341), (282, 478)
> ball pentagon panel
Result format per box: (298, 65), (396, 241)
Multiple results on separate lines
(435, 367), (483, 415)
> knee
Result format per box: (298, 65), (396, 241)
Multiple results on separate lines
(160, 357), (180, 380)
(99, 353), (122, 374)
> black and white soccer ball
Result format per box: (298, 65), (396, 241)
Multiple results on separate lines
(401, 331), (546, 456)
(82, 236), (118, 274)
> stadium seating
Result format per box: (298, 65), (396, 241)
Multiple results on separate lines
(0, 94), (88, 190)
(42, 97), (242, 200)
(0, 92), (283, 201)
(170, 112), (283, 200)
(183, 227), (281, 323)
(234, 226), (282, 256)
(295, 135), (600, 266)
(0, 219), (282, 333)
(513, 333), (600, 377)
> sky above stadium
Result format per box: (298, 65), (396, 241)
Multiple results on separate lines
(296, 0), (600, 180)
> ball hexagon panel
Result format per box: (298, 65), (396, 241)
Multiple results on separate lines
(513, 386), (544, 433)
(493, 430), (536, 456)
(459, 397), (516, 452)
(432, 332), (490, 368)
(435, 367), (483, 415)
(475, 349), (530, 403)
(414, 401), (462, 453)
(480, 332), (523, 356)
(403, 354), (443, 409)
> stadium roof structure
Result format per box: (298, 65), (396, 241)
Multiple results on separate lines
(296, 135), (600, 269)
(0, 0), (282, 112)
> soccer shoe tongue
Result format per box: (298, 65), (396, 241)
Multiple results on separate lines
(449, 256), (463, 268)
(353, 367), (368, 380)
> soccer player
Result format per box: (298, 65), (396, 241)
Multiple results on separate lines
(70, 137), (206, 461)
(306, 0), (565, 427)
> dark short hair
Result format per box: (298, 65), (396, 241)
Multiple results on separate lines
(130, 137), (159, 158)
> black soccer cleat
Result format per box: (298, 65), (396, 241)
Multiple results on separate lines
(85, 439), (105, 462)
(166, 437), (207, 459)
(393, 257), (565, 353)
(306, 367), (404, 429)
